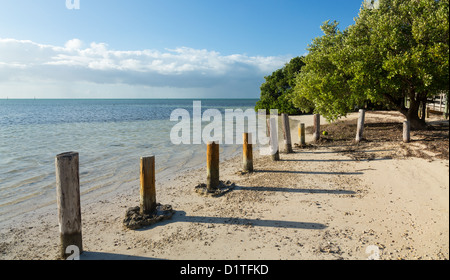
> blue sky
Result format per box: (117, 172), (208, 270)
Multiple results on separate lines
(0, 0), (365, 99)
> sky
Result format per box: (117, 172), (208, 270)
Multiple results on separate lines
(0, 0), (365, 99)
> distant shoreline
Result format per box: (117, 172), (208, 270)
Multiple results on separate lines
(0, 98), (260, 101)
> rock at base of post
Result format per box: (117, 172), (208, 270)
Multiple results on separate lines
(195, 180), (236, 197)
(123, 203), (175, 230)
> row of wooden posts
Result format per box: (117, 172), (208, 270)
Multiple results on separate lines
(55, 110), (411, 259)
(56, 152), (158, 259)
(311, 109), (411, 144)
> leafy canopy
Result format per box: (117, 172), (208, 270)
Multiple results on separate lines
(292, 0), (449, 127)
(255, 56), (313, 114)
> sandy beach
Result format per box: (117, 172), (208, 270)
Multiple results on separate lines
(0, 111), (448, 260)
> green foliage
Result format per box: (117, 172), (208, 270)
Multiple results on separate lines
(292, 0), (449, 128)
(348, 0), (449, 107)
(255, 56), (312, 114)
(292, 20), (363, 121)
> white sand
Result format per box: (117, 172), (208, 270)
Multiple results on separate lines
(1, 111), (448, 260)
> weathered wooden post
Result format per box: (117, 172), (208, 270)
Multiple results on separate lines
(268, 118), (280, 161)
(56, 152), (82, 259)
(243, 133), (253, 173)
(298, 123), (306, 146)
(313, 114), (320, 142)
(403, 121), (410, 143)
(445, 97), (449, 119)
(418, 102), (423, 119)
(356, 109), (366, 143)
(281, 113), (293, 153)
(207, 141), (220, 191)
(140, 156), (157, 215)
(123, 156), (176, 230)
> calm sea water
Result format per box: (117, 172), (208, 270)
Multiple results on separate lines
(0, 99), (258, 225)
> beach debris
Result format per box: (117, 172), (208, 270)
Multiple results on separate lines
(123, 203), (175, 230)
(318, 241), (342, 255)
(194, 180), (236, 197)
(294, 142), (321, 151)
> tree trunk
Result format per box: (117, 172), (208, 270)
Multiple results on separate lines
(420, 101), (426, 122)
(405, 96), (427, 130)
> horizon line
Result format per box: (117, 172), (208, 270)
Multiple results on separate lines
(2, 97), (260, 100)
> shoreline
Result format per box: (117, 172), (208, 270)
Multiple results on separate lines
(1, 111), (448, 260)
(0, 111), (320, 228)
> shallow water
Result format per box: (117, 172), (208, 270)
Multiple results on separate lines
(0, 99), (258, 224)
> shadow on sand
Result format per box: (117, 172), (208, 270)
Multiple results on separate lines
(253, 170), (363, 175)
(234, 185), (356, 195)
(80, 251), (164, 260)
(135, 211), (328, 232)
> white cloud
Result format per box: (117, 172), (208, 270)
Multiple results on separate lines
(64, 38), (83, 50)
(0, 38), (290, 98)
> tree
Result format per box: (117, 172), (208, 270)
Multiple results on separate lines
(292, 0), (449, 129)
(292, 21), (362, 121)
(255, 56), (313, 114)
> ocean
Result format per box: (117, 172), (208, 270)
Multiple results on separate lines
(0, 99), (259, 225)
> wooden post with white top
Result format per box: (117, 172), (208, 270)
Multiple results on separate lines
(356, 109), (365, 143)
(281, 113), (293, 153)
(403, 121), (410, 143)
(267, 118), (280, 161)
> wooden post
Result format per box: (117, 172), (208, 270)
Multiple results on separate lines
(421, 102), (426, 121)
(403, 121), (410, 143)
(426, 106), (429, 119)
(56, 152), (82, 259)
(207, 141), (220, 191)
(356, 109), (366, 143)
(267, 118), (280, 161)
(298, 123), (306, 146)
(313, 114), (320, 142)
(281, 114), (293, 153)
(243, 133), (253, 173)
(445, 97), (449, 119)
(140, 156), (157, 215)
